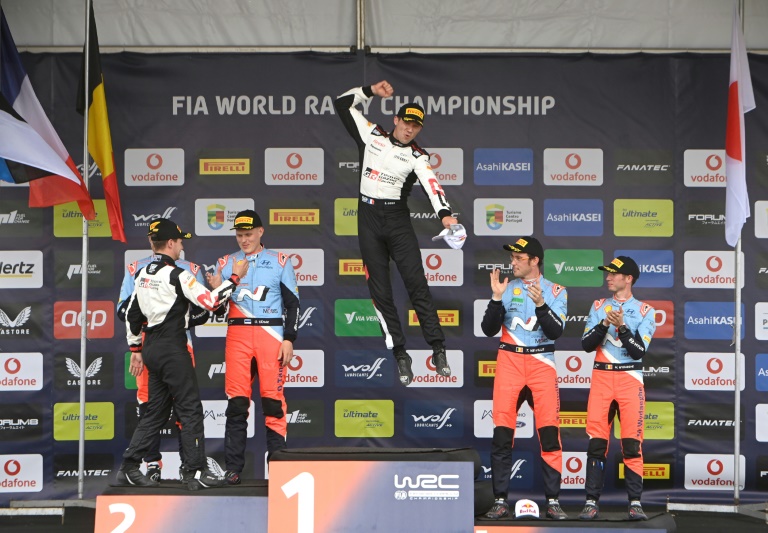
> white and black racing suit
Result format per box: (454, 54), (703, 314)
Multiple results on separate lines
(122, 254), (239, 473)
(335, 86), (451, 350)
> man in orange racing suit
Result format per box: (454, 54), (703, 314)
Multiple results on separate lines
(578, 256), (655, 521)
(481, 237), (568, 520)
(206, 209), (300, 485)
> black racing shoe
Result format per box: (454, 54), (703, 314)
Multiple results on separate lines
(145, 461), (162, 483)
(431, 345), (451, 377)
(187, 468), (228, 491)
(115, 467), (159, 487)
(484, 499), (509, 520)
(546, 499), (568, 520)
(578, 500), (599, 520)
(394, 352), (414, 386)
(628, 501), (648, 521)
(224, 470), (242, 486)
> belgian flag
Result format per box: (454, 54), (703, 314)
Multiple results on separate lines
(77, 3), (126, 242)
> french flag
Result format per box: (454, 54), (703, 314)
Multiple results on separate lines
(0, 9), (94, 219)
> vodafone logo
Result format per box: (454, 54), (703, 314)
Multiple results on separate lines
(706, 256), (723, 272)
(4, 460), (20, 476)
(429, 153), (443, 169)
(707, 358), (724, 374)
(286, 153), (302, 169)
(288, 356), (303, 371)
(707, 459), (724, 476)
(290, 254), (303, 270)
(425, 254), (442, 270)
(566, 457), (583, 473)
(565, 356), (581, 372)
(706, 154), (723, 171)
(425, 355), (437, 372)
(4, 358), (20, 374)
(146, 153), (163, 170)
(565, 153), (582, 169)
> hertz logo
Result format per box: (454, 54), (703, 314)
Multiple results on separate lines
(199, 159), (250, 174)
(339, 259), (365, 275)
(478, 361), (496, 377)
(408, 310), (459, 326)
(270, 209), (320, 225)
(618, 463), (670, 480)
(560, 412), (587, 427)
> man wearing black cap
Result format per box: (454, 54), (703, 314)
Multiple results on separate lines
(579, 256), (656, 521)
(206, 209), (300, 484)
(116, 219), (208, 482)
(335, 80), (458, 386)
(118, 219), (247, 490)
(481, 237), (568, 520)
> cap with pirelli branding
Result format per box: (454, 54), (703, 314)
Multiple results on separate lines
(396, 103), (425, 126)
(598, 255), (640, 280)
(231, 209), (263, 230)
(147, 218), (191, 241)
(502, 236), (544, 260)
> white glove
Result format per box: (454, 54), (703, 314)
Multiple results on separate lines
(431, 224), (467, 250)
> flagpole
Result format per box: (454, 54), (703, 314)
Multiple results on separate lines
(733, 237), (742, 503)
(77, 0), (92, 501)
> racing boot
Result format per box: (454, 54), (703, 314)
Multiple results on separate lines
(484, 498), (509, 519)
(145, 461), (162, 483)
(116, 466), (159, 487)
(431, 343), (451, 377)
(393, 347), (413, 386)
(187, 468), (228, 491)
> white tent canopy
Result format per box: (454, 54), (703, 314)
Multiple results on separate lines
(6, 0), (768, 51)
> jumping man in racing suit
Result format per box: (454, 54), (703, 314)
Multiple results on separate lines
(206, 209), (300, 485)
(117, 224), (208, 482)
(481, 237), (568, 520)
(578, 256), (655, 521)
(118, 218), (247, 490)
(335, 80), (458, 386)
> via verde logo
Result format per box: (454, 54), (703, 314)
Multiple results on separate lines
(544, 249), (603, 287)
(335, 299), (381, 336)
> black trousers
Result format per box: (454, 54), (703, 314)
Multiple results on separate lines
(122, 335), (206, 472)
(358, 200), (444, 349)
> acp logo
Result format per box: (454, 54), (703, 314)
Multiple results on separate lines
(54, 301), (114, 339)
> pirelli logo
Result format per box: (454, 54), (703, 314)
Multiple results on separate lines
(618, 463), (670, 480)
(339, 259), (365, 275)
(408, 310), (459, 326)
(559, 411), (587, 427)
(478, 361), (496, 377)
(199, 158), (250, 174)
(269, 209), (320, 225)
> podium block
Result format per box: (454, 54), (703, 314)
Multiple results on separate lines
(268, 447), (477, 533)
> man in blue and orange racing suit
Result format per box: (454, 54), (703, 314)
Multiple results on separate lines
(481, 237), (568, 520)
(578, 256), (655, 521)
(335, 80), (459, 386)
(117, 219), (208, 481)
(206, 209), (300, 485)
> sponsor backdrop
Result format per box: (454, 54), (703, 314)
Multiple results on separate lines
(0, 51), (767, 507)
